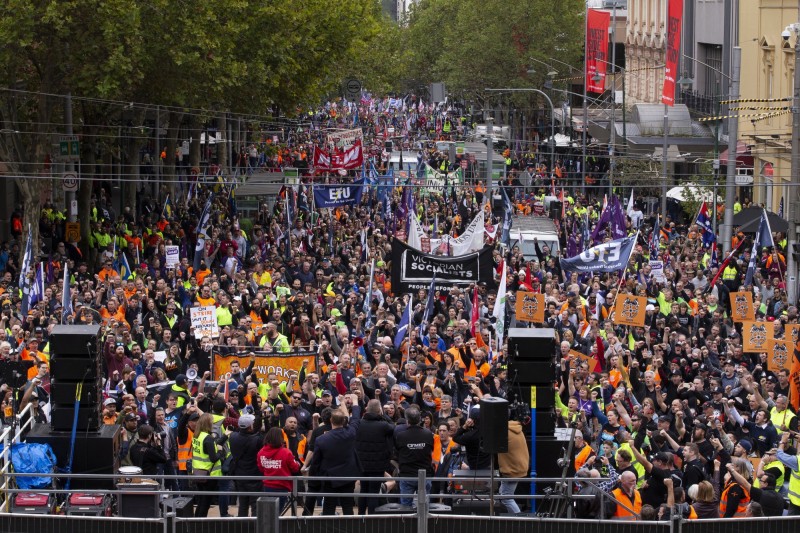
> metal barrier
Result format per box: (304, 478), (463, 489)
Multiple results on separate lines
(0, 403), (33, 512)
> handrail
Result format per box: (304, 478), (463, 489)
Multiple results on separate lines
(0, 404), (33, 513)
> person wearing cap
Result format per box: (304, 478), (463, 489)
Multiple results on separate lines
(769, 394), (796, 435)
(752, 448), (785, 495)
(229, 412), (264, 517)
(176, 405), (202, 491)
(192, 412), (229, 517)
(626, 441), (680, 509)
(102, 397), (119, 425)
(118, 412), (142, 466)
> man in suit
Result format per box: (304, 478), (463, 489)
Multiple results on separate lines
(308, 394), (362, 515)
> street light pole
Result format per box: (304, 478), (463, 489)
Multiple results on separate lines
(721, 47), (741, 255)
(661, 104), (669, 219)
(608, 2), (617, 199)
(485, 89), (555, 187)
(790, 19), (800, 305)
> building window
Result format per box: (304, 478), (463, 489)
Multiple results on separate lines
(700, 44), (722, 97)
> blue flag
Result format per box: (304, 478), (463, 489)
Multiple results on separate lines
(744, 210), (774, 286)
(194, 194), (214, 271)
(62, 264), (73, 324)
(28, 263), (44, 308)
(561, 235), (637, 273)
(419, 276), (436, 339)
(394, 294), (413, 350)
(313, 180), (365, 208)
(363, 259), (375, 327)
(19, 225), (33, 316)
(119, 252), (132, 281)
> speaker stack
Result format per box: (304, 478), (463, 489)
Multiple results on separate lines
(506, 328), (562, 495)
(49, 324), (102, 431)
(27, 325), (119, 489)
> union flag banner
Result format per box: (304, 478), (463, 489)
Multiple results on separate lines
(786, 324), (800, 347)
(613, 294), (647, 327)
(729, 292), (755, 322)
(768, 339), (791, 373)
(213, 352), (317, 388)
(742, 320), (772, 353)
(515, 291), (545, 323)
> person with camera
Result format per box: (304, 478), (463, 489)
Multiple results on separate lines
(129, 424), (169, 477)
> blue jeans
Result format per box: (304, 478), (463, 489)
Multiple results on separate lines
(217, 478), (233, 517)
(399, 479), (432, 508)
(263, 486), (288, 512)
(498, 481), (520, 514)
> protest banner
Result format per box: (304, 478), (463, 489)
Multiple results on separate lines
(165, 245), (180, 269)
(729, 292), (755, 322)
(213, 351), (317, 383)
(613, 294), (647, 327)
(191, 306), (219, 339)
(742, 320), (772, 353)
(515, 291), (545, 323)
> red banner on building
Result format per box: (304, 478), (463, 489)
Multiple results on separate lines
(661, 0), (683, 106)
(586, 9), (610, 94)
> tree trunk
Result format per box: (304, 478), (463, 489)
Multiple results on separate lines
(216, 113), (227, 171)
(188, 114), (201, 170)
(124, 137), (141, 215)
(164, 110), (182, 200)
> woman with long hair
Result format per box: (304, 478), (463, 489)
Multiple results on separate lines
(257, 427), (300, 510)
(191, 413), (226, 517)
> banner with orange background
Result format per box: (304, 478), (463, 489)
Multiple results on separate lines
(768, 339), (791, 373)
(742, 321), (772, 353)
(729, 292), (755, 322)
(613, 294), (647, 327)
(515, 291), (545, 323)
(792, 342), (800, 411)
(213, 352), (317, 389)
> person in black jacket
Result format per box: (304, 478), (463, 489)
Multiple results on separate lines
(355, 399), (395, 514)
(229, 412), (264, 517)
(394, 406), (434, 507)
(308, 395), (362, 515)
(129, 424), (168, 477)
(453, 407), (491, 470)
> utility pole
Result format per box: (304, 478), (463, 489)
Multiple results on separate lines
(789, 14), (800, 305)
(721, 47), (741, 256)
(486, 116), (493, 209)
(661, 104), (669, 219)
(608, 2), (617, 198)
(64, 93), (76, 223)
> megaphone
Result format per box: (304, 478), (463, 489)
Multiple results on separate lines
(186, 368), (198, 381)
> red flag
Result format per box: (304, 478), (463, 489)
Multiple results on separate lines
(496, 259), (504, 276)
(586, 9), (611, 94)
(707, 238), (746, 289)
(525, 264), (532, 287)
(662, 0), (684, 106)
(470, 286), (480, 337)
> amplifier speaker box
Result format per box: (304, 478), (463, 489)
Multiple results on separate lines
(50, 357), (100, 381)
(478, 397), (509, 454)
(507, 328), (555, 360)
(50, 406), (101, 432)
(452, 497), (492, 516)
(49, 325), (101, 356)
(532, 437), (567, 494)
(507, 360), (556, 385)
(49, 378), (102, 405)
(534, 410), (556, 436)
(26, 424), (120, 489)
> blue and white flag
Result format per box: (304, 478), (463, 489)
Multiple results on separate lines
(419, 276), (437, 338)
(19, 225), (33, 316)
(313, 179), (366, 208)
(560, 235), (637, 273)
(394, 294), (412, 350)
(363, 259), (375, 327)
(28, 263), (44, 308)
(744, 209), (774, 286)
(62, 264), (73, 324)
(193, 194), (214, 271)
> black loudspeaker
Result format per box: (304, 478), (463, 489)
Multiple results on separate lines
(479, 397), (509, 453)
(50, 357), (99, 381)
(549, 201), (563, 220)
(535, 410), (556, 436)
(452, 497), (493, 516)
(49, 325), (102, 432)
(49, 378), (103, 404)
(507, 328), (555, 360)
(49, 325), (101, 356)
(50, 406), (101, 431)
(25, 424), (120, 489)
(507, 360), (556, 385)
(533, 437), (566, 492)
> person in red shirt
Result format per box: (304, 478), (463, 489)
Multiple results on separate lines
(257, 426), (300, 508)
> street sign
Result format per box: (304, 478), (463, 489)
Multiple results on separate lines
(62, 171), (78, 192)
(345, 79), (361, 100)
(59, 136), (80, 162)
(65, 222), (80, 243)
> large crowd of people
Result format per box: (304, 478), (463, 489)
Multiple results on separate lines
(0, 96), (798, 520)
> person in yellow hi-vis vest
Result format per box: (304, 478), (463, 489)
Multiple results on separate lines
(192, 413), (228, 517)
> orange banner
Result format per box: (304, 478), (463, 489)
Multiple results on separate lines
(729, 292), (755, 322)
(568, 349), (601, 373)
(515, 291), (545, 323)
(742, 321), (772, 353)
(768, 339), (791, 373)
(213, 352), (317, 385)
(791, 343), (800, 411)
(613, 294), (647, 327)
(786, 324), (800, 347)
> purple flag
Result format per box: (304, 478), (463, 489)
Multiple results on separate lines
(566, 218), (579, 258)
(590, 195), (627, 244)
